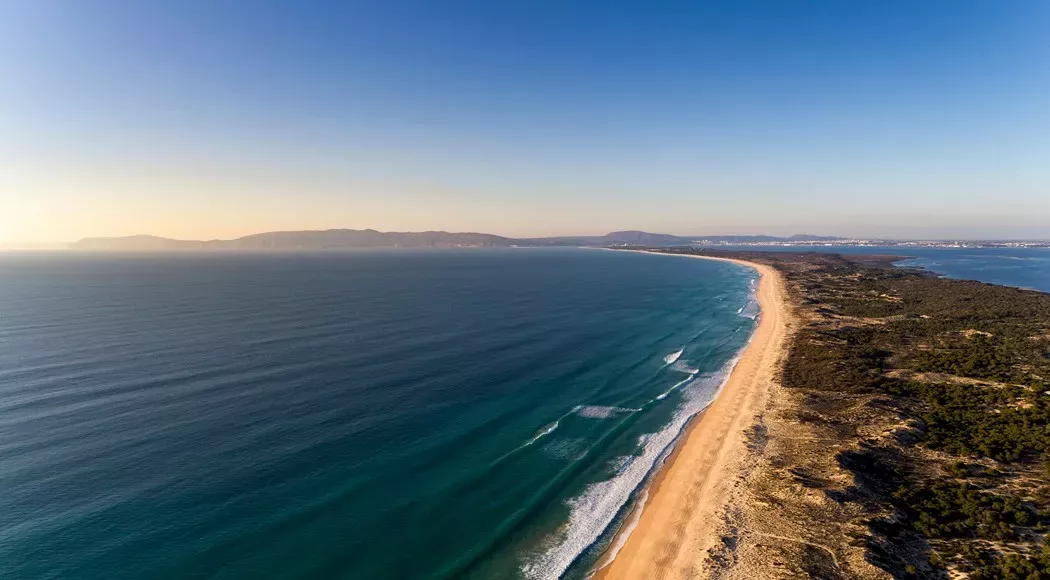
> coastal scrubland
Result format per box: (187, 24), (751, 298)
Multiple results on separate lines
(650, 248), (1050, 579)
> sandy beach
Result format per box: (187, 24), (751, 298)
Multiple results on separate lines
(598, 253), (792, 580)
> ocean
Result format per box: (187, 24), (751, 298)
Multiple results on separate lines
(0, 249), (758, 579)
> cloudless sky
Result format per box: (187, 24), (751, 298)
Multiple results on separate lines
(2, 0), (1049, 242)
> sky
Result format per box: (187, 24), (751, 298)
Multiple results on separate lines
(2, 0), (1049, 243)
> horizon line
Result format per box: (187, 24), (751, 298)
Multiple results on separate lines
(4, 227), (1050, 248)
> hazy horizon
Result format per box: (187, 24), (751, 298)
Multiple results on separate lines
(6, 226), (1050, 249)
(9, 222), (1050, 249)
(4, 1), (1049, 244)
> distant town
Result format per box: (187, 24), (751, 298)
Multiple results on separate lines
(690, 238), (1050, 249)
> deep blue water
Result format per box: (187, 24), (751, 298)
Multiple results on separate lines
(0, 249), (757, 579)
(708, 245), (1050, 293)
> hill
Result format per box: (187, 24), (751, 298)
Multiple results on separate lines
(219, 229), (512, 249)
(71, 230), (514, 250)
(68, 229), (844, 251)
(72, 235), (208, 251)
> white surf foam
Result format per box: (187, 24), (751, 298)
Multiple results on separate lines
(524, 421), (561, 446)
(654, 373), (696, 401)
(519, 405), (582, 448)
(520, 356), (745, 580)
(575, 406), (639, 419)
(739, 299), (760, 320)
(662, 348), (684, 365)
(738, 273), (762, 320)
(671, 360), (700, 375)
(594, 487), (648, 573)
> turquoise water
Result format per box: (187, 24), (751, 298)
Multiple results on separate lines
(0, 249), (757, 579)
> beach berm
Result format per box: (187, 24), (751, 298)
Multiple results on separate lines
(599, 255), (792, 580)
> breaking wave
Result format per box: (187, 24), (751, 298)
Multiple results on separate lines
(654, 374), (696, 401)
(520, 355), (746, 580)
(738, 273), (762, 319)
(519, 406), (582, 448)
(662, 348), (684, 365)
(671, 360), (700, 375)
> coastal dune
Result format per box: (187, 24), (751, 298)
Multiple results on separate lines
(599, 255), (791, 579)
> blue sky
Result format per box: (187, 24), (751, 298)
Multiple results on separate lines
(2, 0), (1049, 241)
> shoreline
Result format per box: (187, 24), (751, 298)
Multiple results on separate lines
(595, 251), (791, 579)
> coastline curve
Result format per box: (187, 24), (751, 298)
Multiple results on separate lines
(595, 251), (791, 580)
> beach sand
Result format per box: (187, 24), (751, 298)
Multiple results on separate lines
(597, 254), (792, 580)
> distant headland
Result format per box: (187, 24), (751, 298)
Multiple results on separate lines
(5, 229), (1049, 251)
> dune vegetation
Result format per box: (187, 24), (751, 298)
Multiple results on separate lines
(651, 248), (1050, 578)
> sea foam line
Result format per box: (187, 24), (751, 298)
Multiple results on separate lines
(524, 421), (562, 447)
(510, 405), (583, 452)
(654, 376), (693, 401)
(520, 354), (746, 580)
(738, 274), (762, 320)
(575, 406), (640, 419)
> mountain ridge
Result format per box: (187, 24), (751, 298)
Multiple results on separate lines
(66, 229), (844, 251)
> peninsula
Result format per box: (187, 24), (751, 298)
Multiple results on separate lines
(606, 248), (1050, 578)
